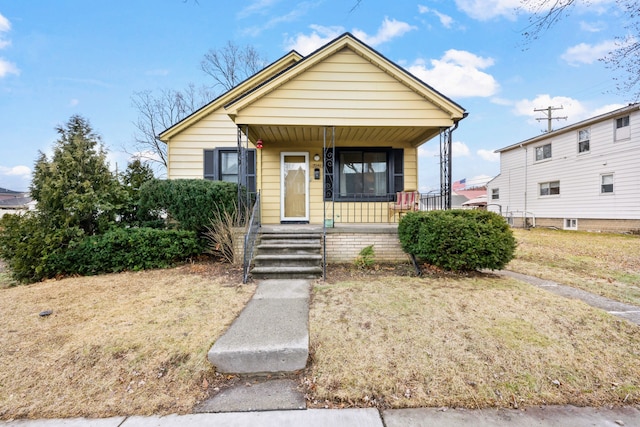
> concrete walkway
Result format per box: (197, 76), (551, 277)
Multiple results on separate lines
(496, 270), (640, 325)
(3, 405), (640, 426)
(207, 279), (310, 374)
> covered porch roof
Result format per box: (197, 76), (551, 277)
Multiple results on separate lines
(225, 33), (466, 147)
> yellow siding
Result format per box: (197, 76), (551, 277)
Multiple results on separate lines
(233, 49), (454, 127)
(258, 142), (418, 225)
(166, 109), (239, 179)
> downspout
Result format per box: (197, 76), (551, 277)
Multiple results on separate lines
(519, 143), (528, 229)
(446, 113), (467, 210)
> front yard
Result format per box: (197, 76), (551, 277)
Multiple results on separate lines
(0, 228), (638, 419)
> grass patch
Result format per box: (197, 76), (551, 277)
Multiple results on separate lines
(0, 264), (254, 420)
(509, 229), (640, 305)
(307, 274), (640, 409)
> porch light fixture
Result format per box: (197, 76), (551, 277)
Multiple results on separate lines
(256, 138), (263, 149)
(313, 153), (320, 161)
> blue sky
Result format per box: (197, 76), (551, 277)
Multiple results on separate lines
(0, 0), (632, 192)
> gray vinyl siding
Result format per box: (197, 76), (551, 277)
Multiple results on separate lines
(488, 108), (640, 220)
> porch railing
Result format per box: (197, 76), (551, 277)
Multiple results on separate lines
(242, 191), (261, 284)
(323, 192), (438, 224)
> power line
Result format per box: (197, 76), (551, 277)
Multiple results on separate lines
(534, 105), (567, 132)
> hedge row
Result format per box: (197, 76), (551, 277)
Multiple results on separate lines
(53, 227), (203, 276)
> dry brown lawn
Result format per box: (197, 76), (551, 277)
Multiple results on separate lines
(1, 228), (639, 418)
(307, 273), (640, 410)
(0, 262), (253, 420)
(508, 228), (640, 305)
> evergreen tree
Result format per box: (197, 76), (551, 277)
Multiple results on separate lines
(30, 115), (124, 235)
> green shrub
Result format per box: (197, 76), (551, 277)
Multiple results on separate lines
(138, 179), (239, 233)
(0, 213), (85, 283)
(398, 210), (516, 272)
(53, 228), (203, 276)
(354, 245), (375, 269)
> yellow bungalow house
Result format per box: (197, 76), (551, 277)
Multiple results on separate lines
(160, 33), (466, 277)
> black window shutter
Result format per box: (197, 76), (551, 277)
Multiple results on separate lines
(392, 148), (404, 193)
(204, 149), (215, 180)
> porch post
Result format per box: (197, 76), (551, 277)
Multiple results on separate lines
(439, 127), (452, 210)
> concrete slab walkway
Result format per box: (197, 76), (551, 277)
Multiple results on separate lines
(207, 279), (310, 374)
(3, 406), (640, 426)
(496, 270), (640, 325)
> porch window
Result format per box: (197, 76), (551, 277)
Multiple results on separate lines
(203, 148), (256, 192)
(325, 148), (403, 201)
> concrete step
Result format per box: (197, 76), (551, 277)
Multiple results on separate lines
(259, 233), (322, 240)
(254, 254), (322, 268)
(251, 266), (323, 280)
(256, 243), (322, 254)
(208, 280), (310, 374)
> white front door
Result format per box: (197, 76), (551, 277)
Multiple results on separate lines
(281, 152), (309, 222)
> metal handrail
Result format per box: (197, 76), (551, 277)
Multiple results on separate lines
(242, 191), (261, 284)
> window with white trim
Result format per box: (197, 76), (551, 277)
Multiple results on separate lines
(601, 173), (614, 194)
(564, 218), (578, 230)
(615, 115), (630, 140)
(539, 180), (560, 196)
(491, 188), (499, 200)
(578, 129), (590, 153)
(535, 143), (552, 161)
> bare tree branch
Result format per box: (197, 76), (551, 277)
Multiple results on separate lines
(520, 0), (640, 101)
(130, 84), (213, 173)
(201, 41), (268, 91)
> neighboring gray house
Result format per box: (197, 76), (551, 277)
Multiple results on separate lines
(488, 103), (640, 233)
(0, 188), (33, 218)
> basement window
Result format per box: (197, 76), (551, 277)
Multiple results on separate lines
(564, 218), (578, 230)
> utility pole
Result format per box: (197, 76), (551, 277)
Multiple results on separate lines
(534, 105), (567, 132)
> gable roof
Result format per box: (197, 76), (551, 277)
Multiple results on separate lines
(159, 50), (303, 141)
(496, 103), (640, 153)
(224, 32), (465, 121)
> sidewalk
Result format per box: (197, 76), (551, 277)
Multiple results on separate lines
(2, 405), (640, 426)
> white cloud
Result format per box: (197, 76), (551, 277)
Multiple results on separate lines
(352, 17), (416, 47)
(561, 39), (619, 66)
(452, 141), (470, 157)
(69, 99), (79, 107)
(454, 0), (520, 21)
(418, 5), (454, 28)
(455, 0), (616, 21)
(0, 165), (31, 177)
(477, 149), (499, 162)
(590, 103), (625, 117)
(284, 25), (344, 55)
(418, 142), (470, 160)
(418, 145), (438, 158)
(0, 58), (19, 77)
(285, 16), (415, 55)
(0, 13), (10, 33)
(580, 21), (606, 33)
(406, 50), (499, 98)
(514, 94), (587, 126)
(237, 0), (279, 19)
